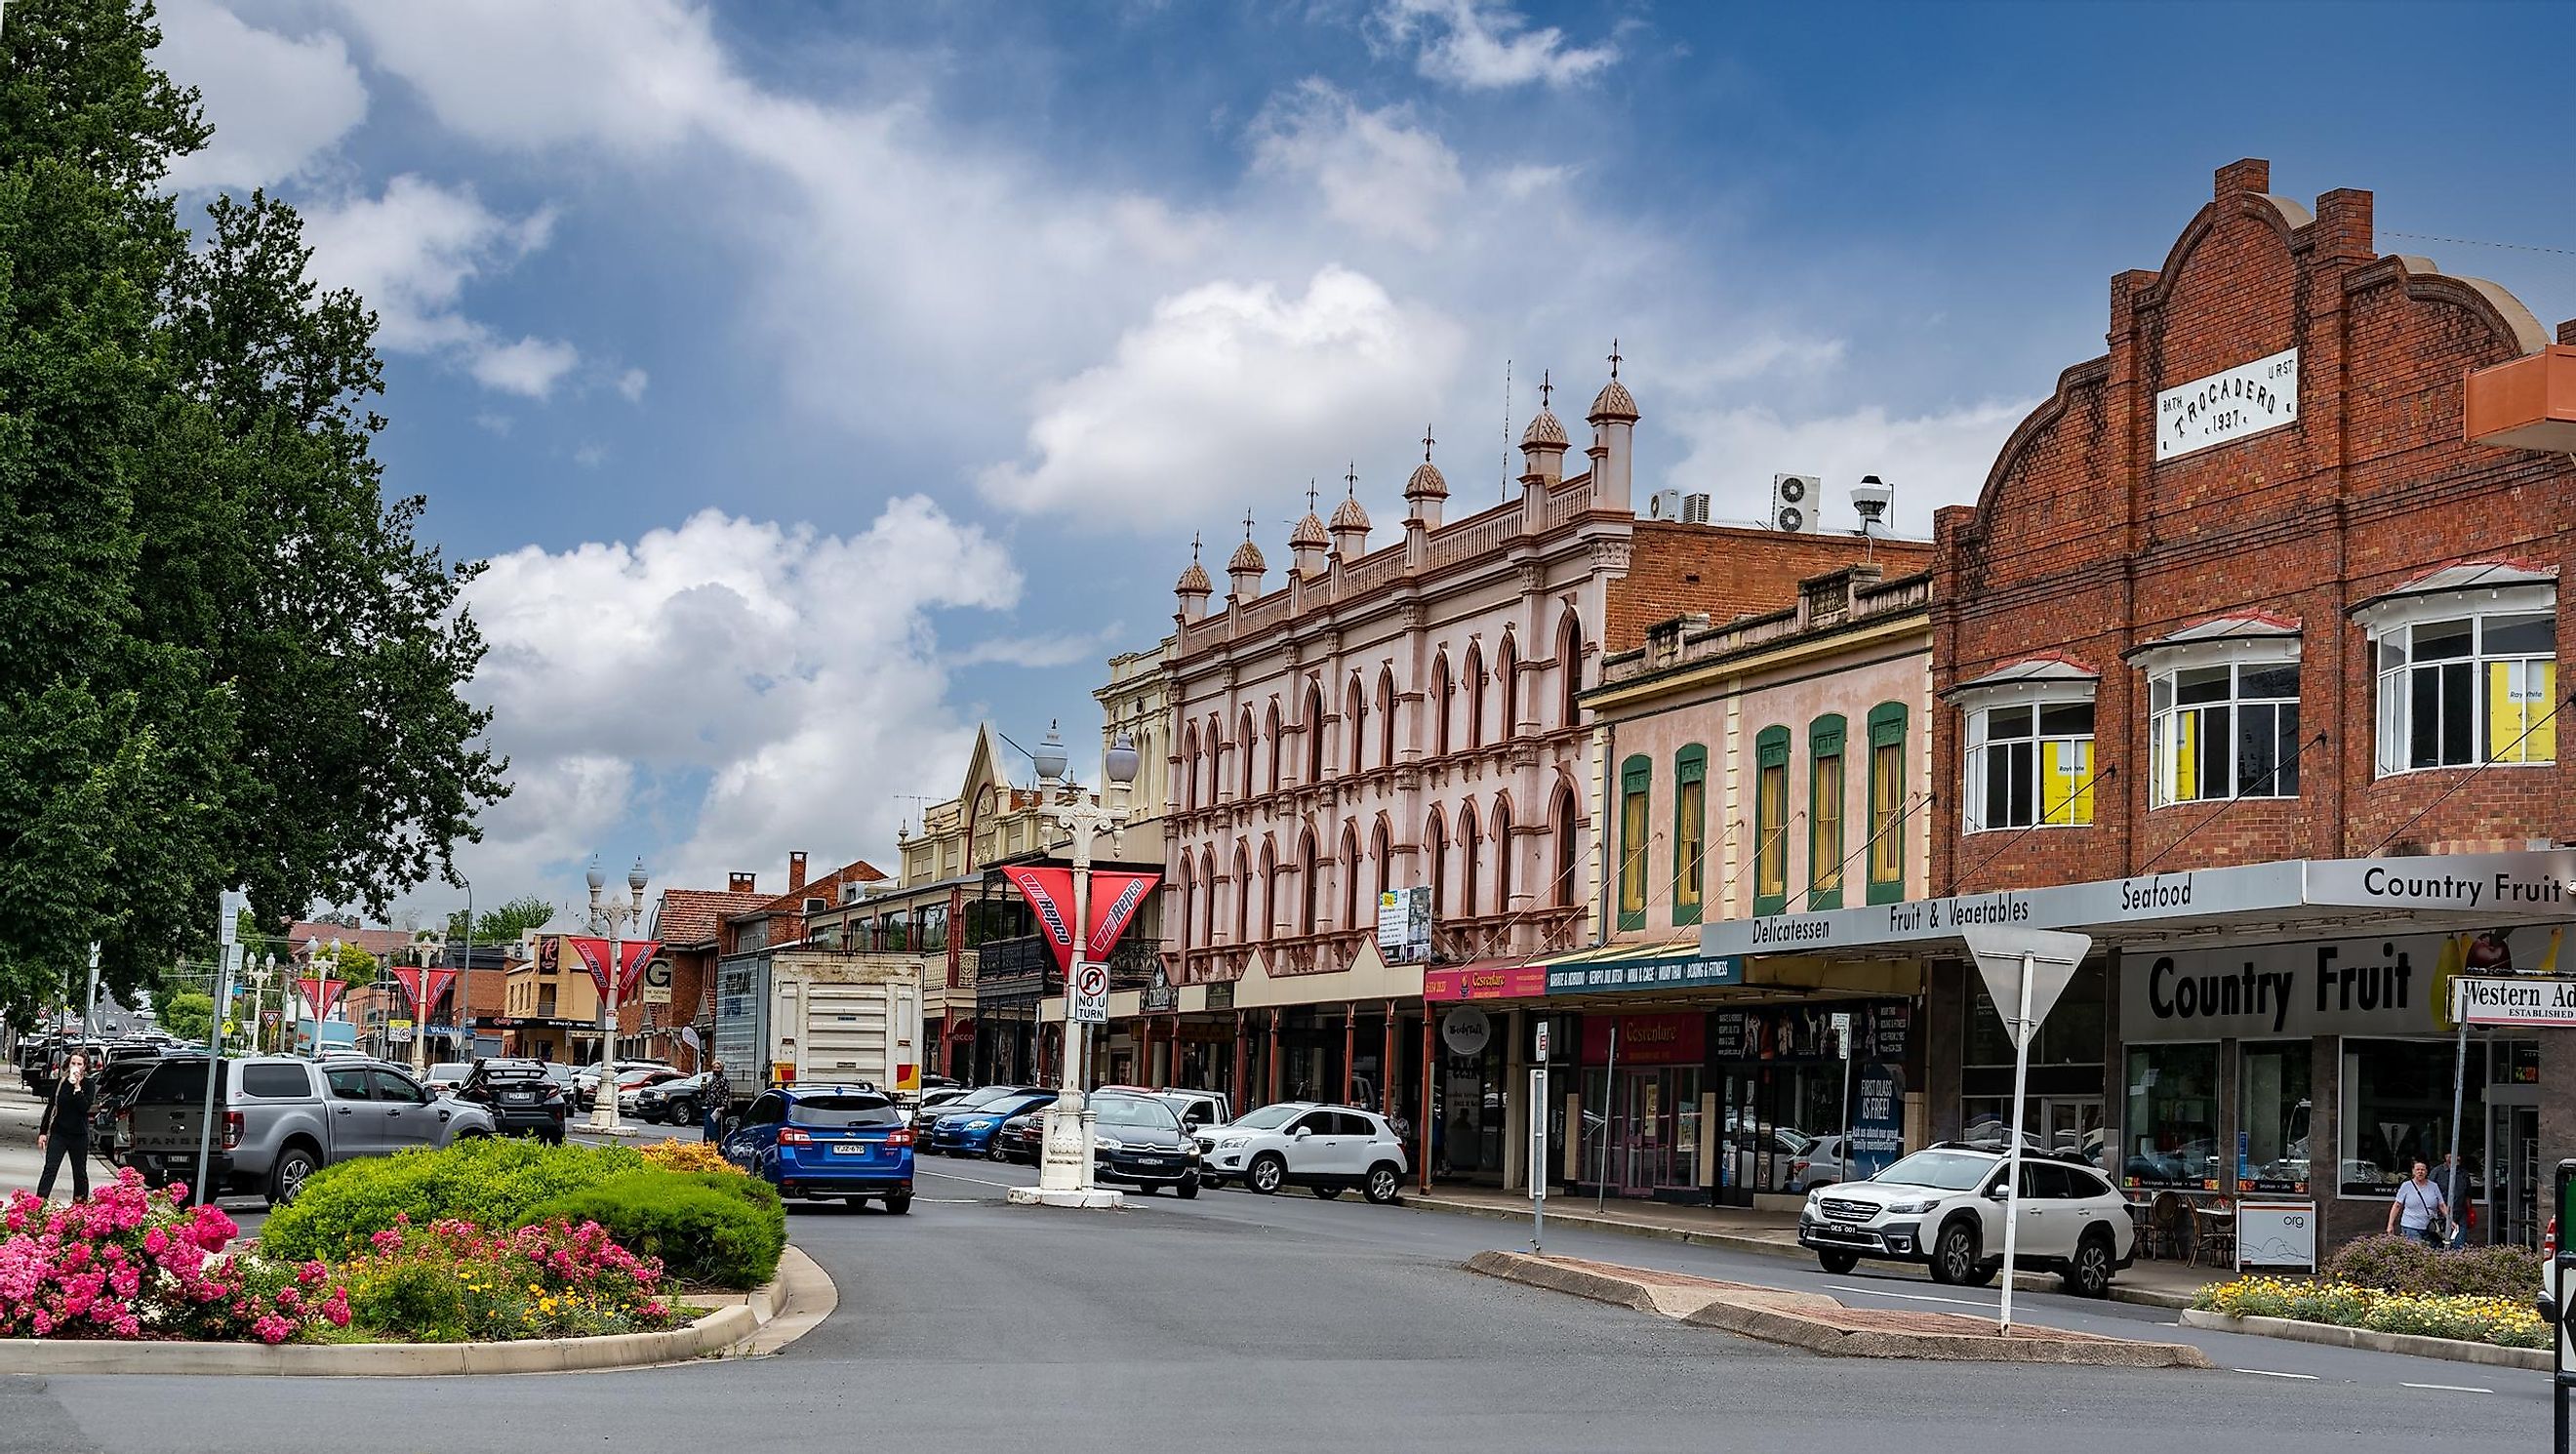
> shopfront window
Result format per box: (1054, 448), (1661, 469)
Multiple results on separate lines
(2120, 1043), (2221, 1191)
(2238, 1041), (2312, 1193)
(1964, 698), (2095, 831)
(2372, 608), (2556, 774)
(1671, 747), (1707, 925)
(1967, 961), (2106, 1070)
(2149, 660), (2301, 806)
(1865, 703), (1907, 904)
(1808, 714), (1846, 910)
(2342, 1038), (2486, 1198)
(1752, 727), (1790, 915)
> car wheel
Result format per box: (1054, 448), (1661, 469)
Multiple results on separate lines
(1818, 1250), (1860, 1275)
(1178, 1172), (1200, 1200)
(1959, 1260), (1997, 1288)
(988, 1143), (1008, 1162)
(1363, 1163), (1401, 1205)
(2063, 1232), (2114, 1298)
(1248, 1153), (1285, 1195)
(1931, 1221), (1980, 1286)
(266, 1145), (319, 1208)
(885, 1191), (912, 1215)
(542, 1129), (565, 1146)
(453, 1127), (490, 1142)
(1311, 1184), (1343, 1200)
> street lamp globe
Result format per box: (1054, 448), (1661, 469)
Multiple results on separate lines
(627, 858), (650, 895)
(585, 857), (607, 893)
(1105, 731), (1140, 787)
(1033, 721), (1069, 783)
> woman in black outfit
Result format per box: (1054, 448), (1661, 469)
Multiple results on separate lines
(36, 1051), (93, 1201)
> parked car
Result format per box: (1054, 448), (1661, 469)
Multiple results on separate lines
(632, 1072), (712, 1125)
(911, 1084), (1043, 1153)
(1147, 1089), (1231, 1133)
(453, 1059), (570, 1142)
(1087, 1093), (1203, 1197)
(925, 1091), (1058, 1157)
(719, 1086), (914, 1212)
(993, 1109), (1046, 1164)
(424, 1062), (474, 1097)
(1796, 1143), (2135, 1297)
(615, 1068), (689, 1116)
(573, 1059), (675, 1110)
(122, 1056), (497, 1206)
(1791, 1135), (1850, 1192)
(1197, 1102), (1407, 1203)
(90, 1050), (182, 1166)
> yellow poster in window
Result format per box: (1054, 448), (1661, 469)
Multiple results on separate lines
(2043, 739), (2094, 825)
(2488, 660), (2556, 763)
(2170, 712), (2199, 804)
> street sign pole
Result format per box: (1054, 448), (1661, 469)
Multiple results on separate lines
(194, 890), (248, 1204)
(2556, 1158), (2573, 1454)
(1531, 1020), (1550, 1255)
(1963, 926), (2094, 1334)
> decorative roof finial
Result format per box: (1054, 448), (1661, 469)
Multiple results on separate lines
(1345, 461), (1358, 497)
(1608, 338), (1622, 380)
(1422, 424), (1435, 461)
(1191, 531), (1202, 563)
(1306, 478), (1319, 514)
(1242, 508), (1256, 542)
(1539, 369), (1553, 411)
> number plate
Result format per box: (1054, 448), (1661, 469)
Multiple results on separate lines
(829, 1144), (870, 1157)
(503, 1092), (532, 1103)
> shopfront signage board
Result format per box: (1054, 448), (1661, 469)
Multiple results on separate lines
(1850, 1063), (1904, 1178)
(1378, 888), (1431, 965)
(2454, 976), (2576, 1028)
(1426, 964), (1544, 1002)
(1440, 1007), (1491, 1057)
(2155, 346), (2298, 462)
(641, 956), (674, 1006)
(1544, 954), (1739, 995)
(2126, 931), (2566, 1041)
(2234, 1200), (2317, 1272)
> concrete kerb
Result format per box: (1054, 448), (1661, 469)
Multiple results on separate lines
(2177, 1308), (2550, 1372)
(1467, 1250), (2211, 1368)
(1411, 1194), (2195, 1311)
(0, 1243), (836, 1376)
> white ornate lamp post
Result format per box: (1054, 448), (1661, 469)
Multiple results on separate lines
(586, 857), (651, 1133)
(1010, 725), (1140, 1211)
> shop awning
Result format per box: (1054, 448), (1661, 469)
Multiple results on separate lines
(1700, 849), (2576, 962)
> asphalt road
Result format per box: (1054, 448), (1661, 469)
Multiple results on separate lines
(3, 1131), (2555, 1453)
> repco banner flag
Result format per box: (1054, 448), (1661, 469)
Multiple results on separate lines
(1000, 868), (1164, 975)
(295, 977), (347, 1022)
(389, 965), (460, 1017)
(557, 936), (663, 997)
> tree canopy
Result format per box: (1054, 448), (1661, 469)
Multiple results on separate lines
(447, 893), (556, 947)
(0, 0), (505, 1018)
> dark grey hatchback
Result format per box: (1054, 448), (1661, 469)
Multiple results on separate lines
(1087, 1093), (1202, 1196)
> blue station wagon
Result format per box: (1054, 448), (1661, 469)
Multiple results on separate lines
(722, 1086), (914, 1213)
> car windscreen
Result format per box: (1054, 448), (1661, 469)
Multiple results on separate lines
(1872, 1150), (1995, 1191)
(952, 1085), (1026, 1109)
(1091, 1097), (1180, 1131)
(788, 1096), (903, 1128)
(1228, 1104), (1303, 1131)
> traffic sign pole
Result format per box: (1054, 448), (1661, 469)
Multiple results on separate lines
(1963, 926), (2094, 1334)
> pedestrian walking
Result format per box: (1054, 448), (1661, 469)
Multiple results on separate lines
(34, 1051), (94, 1202)
(2385, 1158), (2449, 1245)
(2435, 1152), (2475, 1247)
(702, 1059), (731, 1143)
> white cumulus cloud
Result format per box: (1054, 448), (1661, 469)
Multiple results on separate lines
(459, 498), (1022, 895)
(157, 0), (368, 192)
(1373, 0), (1621, 91)
(1250, 81), (1466, 250)
(978, 266), (1467, 521)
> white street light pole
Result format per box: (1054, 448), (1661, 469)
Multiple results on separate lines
(587, 857), (650, 1133)
(1012, 725), (1139, 1211)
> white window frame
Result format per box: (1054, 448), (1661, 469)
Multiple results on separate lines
(2355, 585), (2556, 777)
(2140, 638), (2303, 808)
(1957, 682), (2098, 835)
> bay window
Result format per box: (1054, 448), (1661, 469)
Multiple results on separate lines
(2148, 661), (2301, 806)
(1964, 698), (2094, 832)
(2371, 611), (2556, 773)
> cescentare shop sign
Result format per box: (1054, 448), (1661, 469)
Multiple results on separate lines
(1701, 850), (2576, 961)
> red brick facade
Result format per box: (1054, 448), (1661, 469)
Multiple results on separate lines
(1607, 521), (1929, 655)
(1931, 158), (2573, 897)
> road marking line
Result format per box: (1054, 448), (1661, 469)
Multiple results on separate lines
(1827, 1283), (1992, 1310)
(917, 1168), (1021, 1191)
(2232, 1369), (2317, 1380)
(2401, 1382), (2491, 1394)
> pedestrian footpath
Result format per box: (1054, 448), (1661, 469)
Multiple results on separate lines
(1409, 1185), (2230, 1309)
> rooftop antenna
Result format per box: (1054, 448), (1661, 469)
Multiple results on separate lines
(1306, 478), (1319, 514)
(1345, 460), (1359, 498)
(1608, 337), (1622, 380)
(1501, 358), (1512, 499)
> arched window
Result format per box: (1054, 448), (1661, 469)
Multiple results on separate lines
(1433, 653), (1454, 755)
(1260, 841), (1280, 940)
(1207, 714), (1224, 805)
(1265, 702), (1283, 792)
(1174, 859), (1193, 950)
(1237, 709), (1257, 799)
(1497, 637), (1519, 741)
(1464, 643), (1486, 749)
(1492, 798), (1514, 916)
(1426, 808), (1449, 919)
(1200, 850), (1219, 948)
(1340, 824), (1362, 931)
(1305, 684), (1327, 784)
(1376, 667), (1397, 766)
(1558, 612), (1585, 727)
(1551, 785), (1579, 908)
(1297, 828), (1319, 936)
(1231, 844), (1252, 943)
(1346, 674), (1367, 773)
(1460, 802), (1483, 918)
(1370, 817), (1392, 901)
(1182, 722), (1200, 812)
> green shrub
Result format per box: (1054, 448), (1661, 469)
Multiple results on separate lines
(526, 1171), (785, 1289)
(2323, 1233), (2435, 1293)
(2322, 1234), (2540, 1300)
(260, 1139), (647, 1262)
(2426, 1243), (2542, 1300)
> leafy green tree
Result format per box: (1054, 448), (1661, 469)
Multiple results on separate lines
(158, 990), (213, 1044)
(448, 893), (555, 945)
(0, 0), (506, 1021)
(313, 941), (380, 987)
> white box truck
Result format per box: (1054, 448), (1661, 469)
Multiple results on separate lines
(714, 949), (923, 1107)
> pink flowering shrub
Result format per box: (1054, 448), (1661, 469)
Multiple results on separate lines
(335, 1216), (681, 1342)
(1, 1170), (350, 1342)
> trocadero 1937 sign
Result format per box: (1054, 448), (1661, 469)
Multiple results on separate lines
(2156, 347), (2298, 462)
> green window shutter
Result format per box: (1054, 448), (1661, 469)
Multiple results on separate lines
(1752, 727), (1791, 916)
(1808, 714), (1846, 910)
(1618, 754), (1652, 931)
(1671, 746), (1708, 926)
(1865, 702), (1908, 904)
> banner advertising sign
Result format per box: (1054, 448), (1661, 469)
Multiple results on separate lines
(2454, 976), (2576, 1028)
(1377, 888), (1431, 965)
(295, 977), (347, 1023)
(1543, 954), (1739, 995)
(1001, 868), (1081, 974)
(1850, 1063), (1905, 1178)
(1425, 964), (1543, 1002)
(558, 936), (664, 998)
(388, 965), (460, 1018)
(2123, 929), (2563, 1041)
(1083, 870), (1162, 960)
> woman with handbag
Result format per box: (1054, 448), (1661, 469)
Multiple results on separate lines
(34, 1051), (94, 1202)
(2385, 1159), (2449, 1246)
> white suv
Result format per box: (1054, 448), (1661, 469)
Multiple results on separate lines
(1196, 1102), (1409, 1203)
(1797, 1143), (2136, 1298)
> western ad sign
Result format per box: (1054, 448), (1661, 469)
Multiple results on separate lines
(2123, 927), (2565, 1040)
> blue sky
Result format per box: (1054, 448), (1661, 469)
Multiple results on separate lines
(158, 0), (2576, 924)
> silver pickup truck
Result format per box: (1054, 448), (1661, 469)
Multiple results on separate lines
(124, 1055), (498, 1205)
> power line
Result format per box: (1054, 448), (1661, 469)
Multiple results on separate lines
(2382, 229), (2576, 259)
